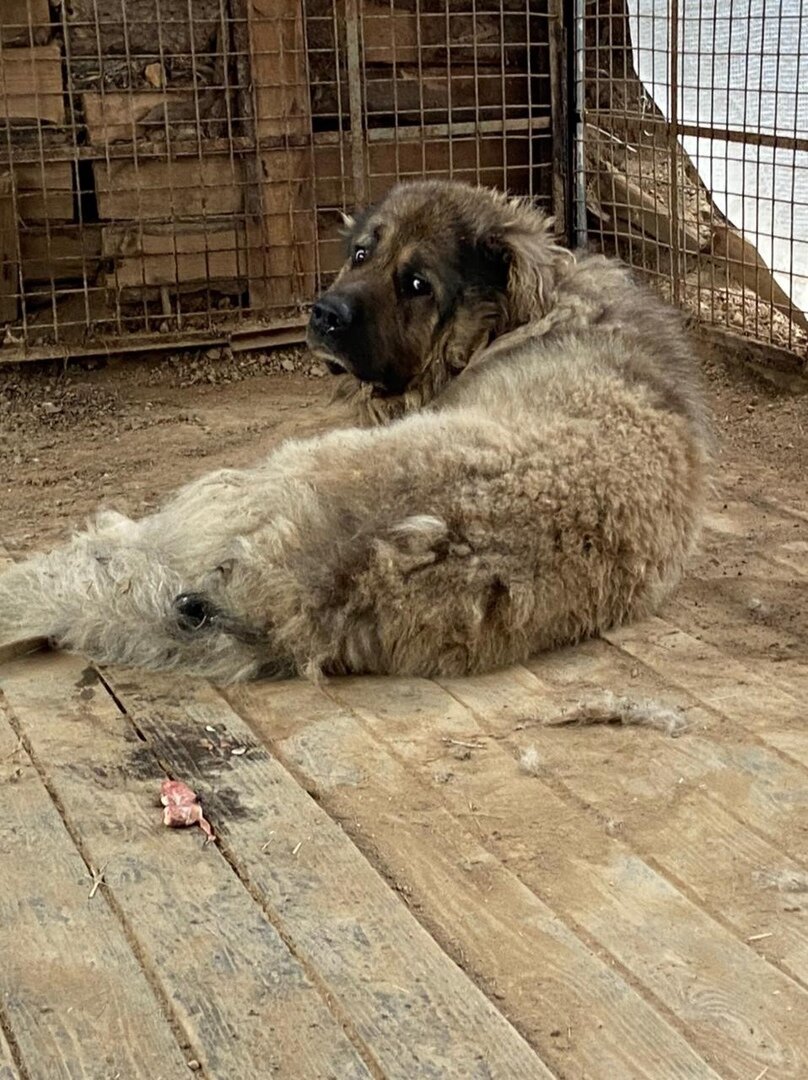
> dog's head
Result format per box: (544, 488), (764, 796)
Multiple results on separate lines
(307, 180), (568, 419)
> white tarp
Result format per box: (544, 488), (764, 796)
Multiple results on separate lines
(625, 0), (808, 320)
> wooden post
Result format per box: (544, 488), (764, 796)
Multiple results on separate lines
(249, 0), (310, 141)
(0, 173), (19, 323)
(244, 0), (316, 311)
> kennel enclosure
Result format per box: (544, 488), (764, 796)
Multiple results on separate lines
(0, 1), (557, 359)
(0, 1), (804, 370)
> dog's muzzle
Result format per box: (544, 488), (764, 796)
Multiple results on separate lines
(307, 288), (367, 370)
(174, 592), (214, 631)
(172, 592), (269, 647)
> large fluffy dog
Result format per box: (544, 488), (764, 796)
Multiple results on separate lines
(0, 181), (711, 683)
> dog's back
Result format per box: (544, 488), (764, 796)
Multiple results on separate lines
(434, 250), (712, 465)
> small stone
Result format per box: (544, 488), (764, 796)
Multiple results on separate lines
(144, 61), (164, 88)
(186, 1060), (201, 1072)
(747, 596), (772, 620)
(280, 358), (295, 372)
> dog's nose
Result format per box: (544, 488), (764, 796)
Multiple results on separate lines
(310, 295), (354, 339)
(174, 592), (214, 631)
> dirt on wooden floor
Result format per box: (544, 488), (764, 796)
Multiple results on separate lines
(0, 337), (805, 649)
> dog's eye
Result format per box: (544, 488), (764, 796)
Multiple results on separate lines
(404, 274), (432, 298)
(352, 247), (368, 266)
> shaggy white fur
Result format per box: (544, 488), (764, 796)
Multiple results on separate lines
(0, 181), (711, 684)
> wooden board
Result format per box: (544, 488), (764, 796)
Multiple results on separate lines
(439, 645), (808, 876)
(307, 2), (529, 65)
(0, 43), (64, 125)
(362, 67), (532, 122)
(229, 678), (725, 1080)
(0, 174), (18, 322)
(103, 223), (248, 290)
(0, 653), (376, 1080)
(308, 4), (535, 111)
(518, 640), (808, 984)
(312, 63), (534, 127)
(314, 135), (536, 208)
(94, 157), (244, 221)
(362, 1), (420, 64)
(604, 616), (804, 730)
(102, 668), (553, 1079)
(81, 90), (174, 144)
(323, 672), (808, 1078)
(0, 698), (192, 1078)
(20, 226), (100, 283)
(13, 161), (73, 221)
(1, 0), (50, 46)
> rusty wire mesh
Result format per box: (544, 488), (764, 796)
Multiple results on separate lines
(577, 0), (808, 362)
(0, 0), (556, 361)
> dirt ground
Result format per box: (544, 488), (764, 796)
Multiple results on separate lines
(0, 335), (805, 567)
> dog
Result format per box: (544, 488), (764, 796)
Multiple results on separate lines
(0, 180), (711, 683)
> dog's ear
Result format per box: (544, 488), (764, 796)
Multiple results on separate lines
(339, 205), (374, 257)
(470, 232), (512, 292)
(480, 205), (571, 326)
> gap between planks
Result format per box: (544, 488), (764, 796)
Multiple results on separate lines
(0, 1014), (24, 1080)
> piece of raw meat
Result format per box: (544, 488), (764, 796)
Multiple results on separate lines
(160, 779), (215, 842)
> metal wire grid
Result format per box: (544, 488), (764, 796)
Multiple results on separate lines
(0, 1), (556, 360)
(309, 0), (557, 277)
(577, 0), (807, 360)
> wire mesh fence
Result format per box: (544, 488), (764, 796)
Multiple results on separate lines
(576, 0), (807, 364)
(0, 0), (556, 361)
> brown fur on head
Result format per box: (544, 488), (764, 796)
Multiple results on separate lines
(307, 180), (572, 423)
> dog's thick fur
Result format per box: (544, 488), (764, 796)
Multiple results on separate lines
(0, 181), (711, 683)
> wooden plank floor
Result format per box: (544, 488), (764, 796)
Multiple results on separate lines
(1, 486), (806, 1080)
